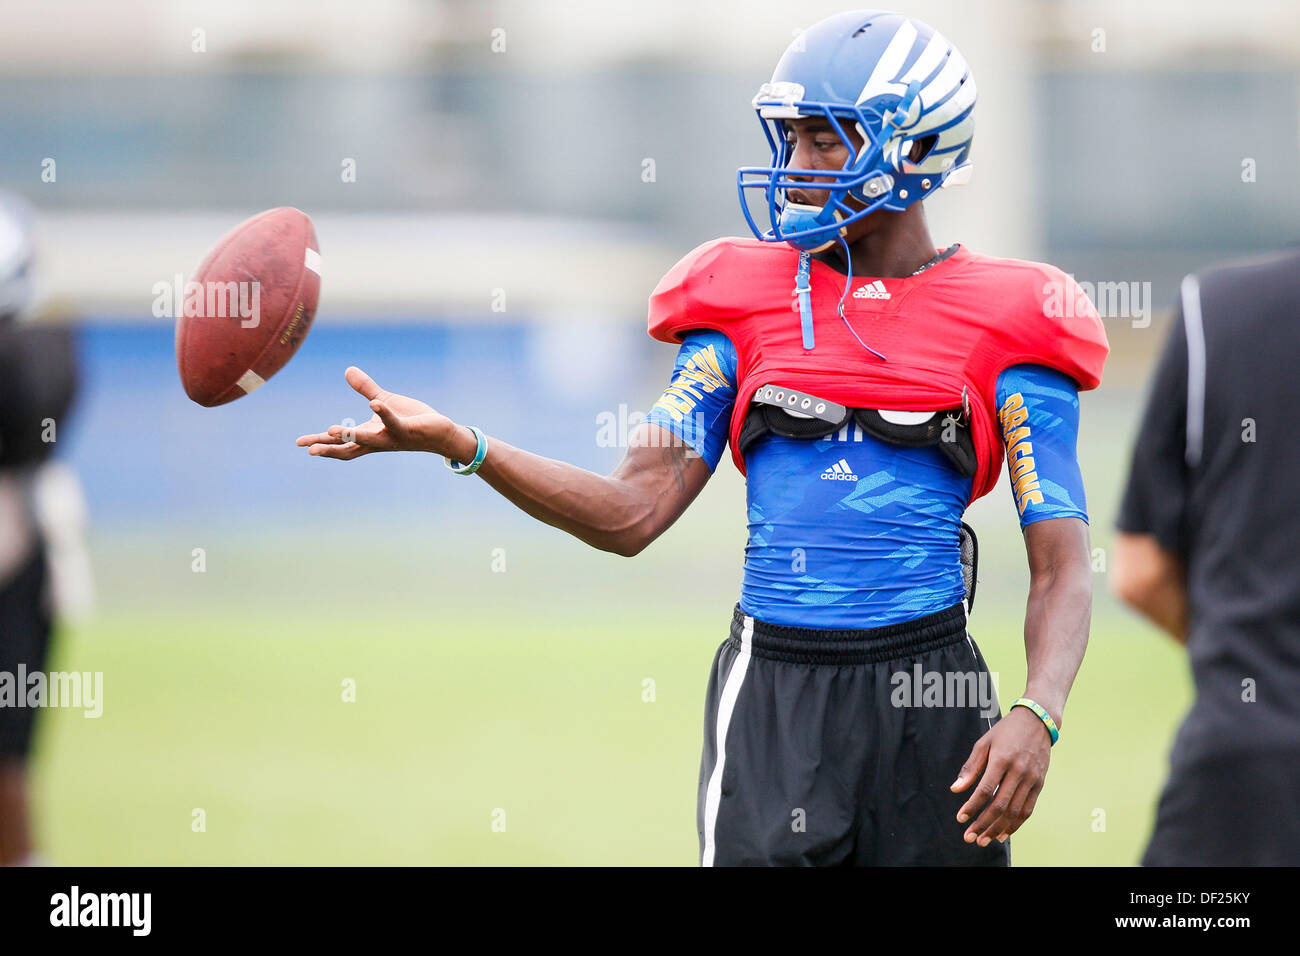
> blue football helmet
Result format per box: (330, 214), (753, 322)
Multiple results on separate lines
(737, 10), (977, 252)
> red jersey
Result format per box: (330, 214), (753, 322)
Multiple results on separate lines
(647, 238), (1109, 504)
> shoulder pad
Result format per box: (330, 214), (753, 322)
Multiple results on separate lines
(1029, 263), (1109, 390)
(647, 237), (791, 344)
(963, 254), (1110, 391)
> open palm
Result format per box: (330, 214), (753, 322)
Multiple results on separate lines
(296, 366), (453, 460)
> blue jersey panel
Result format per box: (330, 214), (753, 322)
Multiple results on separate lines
(742, 431), (970, 627)
(995, 364), (1088, 528)
(645, 336), (1086, 628)
(643, 330), (737, 471)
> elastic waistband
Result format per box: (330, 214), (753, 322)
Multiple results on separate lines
(728, 603), (967, 665)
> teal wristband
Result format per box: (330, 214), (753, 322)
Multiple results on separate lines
(1010, 697), (1060, 746)
(445, 425), (488, 475)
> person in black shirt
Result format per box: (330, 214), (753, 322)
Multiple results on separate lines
(0, 193), (81, 866)
(1112, 246), (1300, 866)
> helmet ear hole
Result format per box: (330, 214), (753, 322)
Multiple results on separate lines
(909, 135), (938, 164)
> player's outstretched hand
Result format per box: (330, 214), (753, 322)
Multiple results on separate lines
(296, 366), (456, 460)
(949, 706), (1053, 847)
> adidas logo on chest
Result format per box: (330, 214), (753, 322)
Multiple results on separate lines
(852, 280), (891, 300)
(821, 458), (859, 481)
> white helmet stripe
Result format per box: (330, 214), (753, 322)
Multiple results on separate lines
(928, 124), (975, 155)
(899, 31), (949, 89)
(920, 80), (977, 129)
(921, 81), (976, 135)
(920, 47), (967, 109)
(856, 19), (919, 103)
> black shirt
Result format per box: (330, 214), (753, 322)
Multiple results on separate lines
(0, 320), (78, 469)
(1117, 246), (1300, 759)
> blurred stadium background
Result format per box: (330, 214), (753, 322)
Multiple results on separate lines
(3, 0), (1298, 864)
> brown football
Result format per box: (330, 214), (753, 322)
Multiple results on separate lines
(176, 207), (321, 406)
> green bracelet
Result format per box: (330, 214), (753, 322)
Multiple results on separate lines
(445, 425), (488, 476)
(1010, 697), (1060, 746)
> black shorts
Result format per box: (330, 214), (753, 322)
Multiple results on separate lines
(1142, 745), (1300, 866)
(697, 603), (1009, 866)
(0, 543), (53, 758)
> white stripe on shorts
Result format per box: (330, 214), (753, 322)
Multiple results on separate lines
(701, 615), (753, 867)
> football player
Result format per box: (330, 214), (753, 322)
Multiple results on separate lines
(299, 9), (1108, 866)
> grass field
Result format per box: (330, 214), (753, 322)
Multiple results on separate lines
(30, 343), (1190, 866)
(32, 583), (1190, 866)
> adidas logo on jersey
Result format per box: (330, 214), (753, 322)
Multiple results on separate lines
(821, 458), (858, 481)
(853, 280), (891, 300)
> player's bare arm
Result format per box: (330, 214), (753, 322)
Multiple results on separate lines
(296, 366), (711, 556)
(952, 516), (1092, 846)
(1110, 532), (1188, 642)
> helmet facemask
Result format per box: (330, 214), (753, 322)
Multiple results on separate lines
(737, 80), (924, 252)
